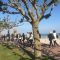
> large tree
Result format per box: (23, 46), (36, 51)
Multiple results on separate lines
(0, 0), (59, 60)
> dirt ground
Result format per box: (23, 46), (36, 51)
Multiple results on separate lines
(41, 43), (60, 60)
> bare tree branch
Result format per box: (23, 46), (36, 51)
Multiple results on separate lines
(0, 1), (25, 15)
(1, 2), (30, 21)
(22, 0), (35, 23)
(0, 0), (59, 23)
(47, 0), (54, 6)
(38, 0), (54, 21)
(29, 0), (39, 19)
(2, 10), (20, 14)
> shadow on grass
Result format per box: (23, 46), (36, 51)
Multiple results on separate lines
(2, 43), (60, 60)
(19, 44), (60, 60)
(19, 46), (44, 60)
(19, 57), (32, 60)
(1, 43), (33, 60)
(13, 51), (32, 60)
(19, 46), (35, 60)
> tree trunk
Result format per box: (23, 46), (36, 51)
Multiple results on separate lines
(32, 21), (41, 60)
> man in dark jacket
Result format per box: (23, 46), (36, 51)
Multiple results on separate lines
(22, 33), (25, 44)
(48, 32), (54, 47)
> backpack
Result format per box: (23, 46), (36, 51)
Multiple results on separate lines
(56, 35), (58, 38)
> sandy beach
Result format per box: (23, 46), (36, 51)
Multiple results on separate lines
(40, 37), (60, 45)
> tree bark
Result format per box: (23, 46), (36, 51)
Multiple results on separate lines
(32, 21), (41, 60)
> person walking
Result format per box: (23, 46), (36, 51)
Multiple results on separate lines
(52, 30), (59, 47)
(29, 32), (33, 48)
(48, 32), (54, 47)
(26, 32), (30, 43)
(22, 33), (25, 47)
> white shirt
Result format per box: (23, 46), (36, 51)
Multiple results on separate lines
(30, 34), (33, 39)
(53, 33), (57, 39)
(26, 33), (30, 38)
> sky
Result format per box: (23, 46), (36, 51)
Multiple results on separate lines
(0, 0), (60, 35)
(39, 3), (60, 34)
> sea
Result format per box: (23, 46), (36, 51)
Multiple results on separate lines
(41, 33), (60, 38)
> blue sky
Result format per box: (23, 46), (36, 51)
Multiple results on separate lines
(0, 0), (60, 35)
(39, 3), (60, 34)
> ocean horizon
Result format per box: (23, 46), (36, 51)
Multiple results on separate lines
(41, 33), (60, 38)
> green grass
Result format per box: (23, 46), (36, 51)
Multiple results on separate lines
(0, 44), (31, 60)
(0, 44), (20, 60)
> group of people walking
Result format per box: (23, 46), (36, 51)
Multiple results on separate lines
(12, 32), (34, 47)
(48, 30), (59, 47)
(0, 31), (34, 48)
(0, 29), (59, 48)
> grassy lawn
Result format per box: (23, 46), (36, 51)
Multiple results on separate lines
(0, 44), (20, 60)
(0, 44), (31, 60)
